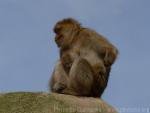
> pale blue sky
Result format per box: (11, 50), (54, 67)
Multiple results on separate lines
(0, 0), (150, 112)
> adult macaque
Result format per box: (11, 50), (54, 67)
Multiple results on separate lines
(50, 18), (118, 97)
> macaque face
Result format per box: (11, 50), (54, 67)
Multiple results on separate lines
(54, 27), (70, 47)
(53, 23), (64, 47)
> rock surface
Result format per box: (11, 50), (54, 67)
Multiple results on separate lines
(0, 92), (117, 113)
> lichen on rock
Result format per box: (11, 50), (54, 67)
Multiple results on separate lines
(0, 92), (117, 113)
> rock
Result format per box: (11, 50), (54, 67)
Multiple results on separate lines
(0, 92), (117, 113)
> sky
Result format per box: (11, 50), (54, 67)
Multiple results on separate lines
(0, 0), (150, 112)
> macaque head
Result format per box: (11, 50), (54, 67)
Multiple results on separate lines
(53, 18), (81, 48)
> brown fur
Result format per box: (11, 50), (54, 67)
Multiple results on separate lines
(50, 18), (118, 97)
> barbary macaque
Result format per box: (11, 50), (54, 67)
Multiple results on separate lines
(50, 18), (118, 97)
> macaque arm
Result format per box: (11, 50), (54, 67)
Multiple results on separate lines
(50, 61), (68, 93)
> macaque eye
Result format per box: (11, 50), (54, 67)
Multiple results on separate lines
(54, 26), (62, 34)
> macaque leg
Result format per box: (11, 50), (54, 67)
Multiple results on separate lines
(50, 61), (68, 93)
(62, 58), (94, 96)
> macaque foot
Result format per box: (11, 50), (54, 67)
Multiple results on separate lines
(53, 83), (66, 93)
